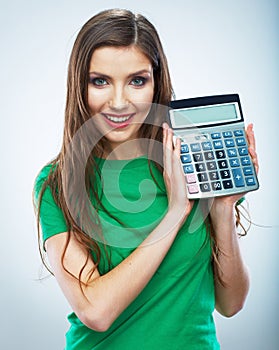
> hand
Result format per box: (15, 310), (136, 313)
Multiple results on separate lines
(162, 123), (193, 224)
(211, 123), (259, 209)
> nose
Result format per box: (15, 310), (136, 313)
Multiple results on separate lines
(109, 85), (129, 111)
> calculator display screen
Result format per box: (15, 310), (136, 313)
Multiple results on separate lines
(170, 102), (241, 128)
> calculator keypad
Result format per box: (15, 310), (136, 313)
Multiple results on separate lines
(180, 127), (258, 198)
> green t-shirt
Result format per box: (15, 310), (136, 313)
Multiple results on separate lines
(34, 157), (220, 350)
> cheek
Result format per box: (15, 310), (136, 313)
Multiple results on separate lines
(87, 88), (108, 113)
(129, 86), (154, 106)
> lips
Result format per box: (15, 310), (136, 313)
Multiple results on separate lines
(101, 113), (135, 128)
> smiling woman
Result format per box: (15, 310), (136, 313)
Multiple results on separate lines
(87, 46), (155, 156)
(33, 8), (258, 350)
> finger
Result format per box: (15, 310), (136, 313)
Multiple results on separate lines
(163, 123), (173, 179)
(172, 137), (184, 179)
(246, 123), (259, 174)
(174, 136), (181, 159)
(246, 123), (257, 154)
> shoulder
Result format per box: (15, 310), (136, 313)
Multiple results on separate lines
(33, 162), (57, 202)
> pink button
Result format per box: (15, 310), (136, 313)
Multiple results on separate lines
(186, 174), (196, 184)
(188, 184), (199, 194)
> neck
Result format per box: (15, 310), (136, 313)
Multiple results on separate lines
(102, 139), (148, 160)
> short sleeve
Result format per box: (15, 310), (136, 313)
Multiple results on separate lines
(34, 164), (68, 244)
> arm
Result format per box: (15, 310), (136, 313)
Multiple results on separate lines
(45, 124), (193, 332)
(210, 123), (258, 317)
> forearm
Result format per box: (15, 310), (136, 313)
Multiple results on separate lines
(210, 202), (250, 317)
(82, 209), (186, 330)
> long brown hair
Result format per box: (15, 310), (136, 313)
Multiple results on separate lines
(35, 9), (173, 284)
(35, 8), (248, 288)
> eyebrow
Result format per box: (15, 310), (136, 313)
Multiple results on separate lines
(88, 69), (152, 79)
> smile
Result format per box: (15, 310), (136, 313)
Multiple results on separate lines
(103, 114), (134, 124)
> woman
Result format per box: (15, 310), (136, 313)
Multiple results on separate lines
(34, 8), (258, 350)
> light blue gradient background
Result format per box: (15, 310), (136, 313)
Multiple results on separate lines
(1, 0), (278, 348)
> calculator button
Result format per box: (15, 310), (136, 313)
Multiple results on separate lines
(243, 166), (253, 176)
(204, 151), (215, 160)
(190, 143), (201, 152)
(200, 183), (211, 192)
(212, 181), (222, 191)
(192, 153), (203, 162)
(216, 150), (226, 159)
(223, 131), (233, 138)
(227, 148), (237, 157)
(236, 137), (246, 146)
(220, 170), (231, 179)
(229, 158), (240, 167)
(201, 142), (212, 151)
(218, 160), (228, 169)
(183, 164), (194, 173)
(188, 184), (199, 194)
(198, 172), (208, 182)
(180, 154), (192, 163)
(223, 180), (233, 189)
(181, 144), (189, 154)
(195, 163), (206, 172)
(238, 147), (248, 156)
(213, 140), (224, 149)
(209, 171), (219, 180)
(207, 161), (217, 171)
(246, 177), (256, 186)
(241, 157), (251, 166)
(186, 174), (197, 184)
(234, 130), (244, 137)
(225, 139), (235, 148)
(211, 132), (221, 139)
(232, 168), (245, 187)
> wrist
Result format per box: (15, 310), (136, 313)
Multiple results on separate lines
(166, 205), (189, 229)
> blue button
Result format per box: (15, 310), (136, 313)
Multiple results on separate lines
(234, 130), (244, 136)
(238, 147), (248, 156)
(229, 158), (240, 167)
(243, 167), (253, 176)
(181, 144), (189, 153)
(211, 132), (221, 139)
(190, 143), (201, 152)
(236, 137), (246, 146)
(202, 141), (212, 150)
(213, 140), (224, 149)
(225, 139), (235, 147)
(223, 131), (233, 138)
(241, 157), (251, 166)
(180, 154), (192, 163)
(232, 168), (245, 187)
(246, 177), (256, 186)
(227, 148), (237, 157)
(183, 164), (194, 173)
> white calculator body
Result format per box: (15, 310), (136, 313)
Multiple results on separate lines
(169, 94), (259, 199)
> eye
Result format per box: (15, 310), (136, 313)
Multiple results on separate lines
(130, 76), (147, 87)
(89, 77), (108, 86)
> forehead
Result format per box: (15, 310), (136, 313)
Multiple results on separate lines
(89, 46), (152, 74)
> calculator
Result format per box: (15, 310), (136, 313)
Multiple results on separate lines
(168, 94), (259, 199)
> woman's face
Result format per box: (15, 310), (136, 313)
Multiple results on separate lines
(87, 45), (154, 156)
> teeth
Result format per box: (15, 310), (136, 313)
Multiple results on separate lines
(105, 115), (131, 123)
